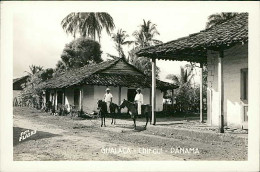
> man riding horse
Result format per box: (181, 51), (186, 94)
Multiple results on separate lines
(97, 88), (119, 127)
(120, 88), (152, 130)
(104, 88), (113, 115)
(134, 88), (143, 116)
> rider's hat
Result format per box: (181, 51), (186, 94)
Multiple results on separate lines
(136, 88), (141, 91)
(106, 88), (111, 91)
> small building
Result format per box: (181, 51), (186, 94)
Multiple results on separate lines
(136, 13), (248, 129)
(13, 75), (29, 105)
(40, 58), (177, 113)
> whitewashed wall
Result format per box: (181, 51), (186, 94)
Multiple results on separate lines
(156, 89), (164, 111)
(82, 85), (94, 112)
(64, 87), (74, 109)
(207, 43), (248, 128)
(63, 85), (164, 113)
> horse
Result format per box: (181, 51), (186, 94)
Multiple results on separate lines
(110, 103), (120, 125)
(119, 99), (152, 130)
(97, 100), (119, 127)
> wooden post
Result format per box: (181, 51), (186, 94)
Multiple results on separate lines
(80, 88), (83, 111)
(172, 89), (174, 111)
(150, 88), (152, 105)
(118, 86), (121, 113)
(62, 89), (65, 105)
(200, 63), (204, 123)
(55, 90), (58, 110)
(151, 58), (156, 125)
(218, 51), (224, 133)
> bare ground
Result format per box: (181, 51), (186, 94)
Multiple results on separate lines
(13, 107), (247, 161)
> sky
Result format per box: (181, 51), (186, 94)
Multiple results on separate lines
(13, 3), (222, 83)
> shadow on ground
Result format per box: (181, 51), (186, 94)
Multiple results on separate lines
(13, 127), (61, 146)
(115, 125), (147, 132)
(156, 122), (184, 126)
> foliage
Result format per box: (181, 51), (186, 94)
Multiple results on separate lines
(166, 64), (194, 86)
(166, 64), (207, 113)
(206, 12), (238, 29)
(61, 12), (115, 41)
(111, 29), (133, 59)
(128, 20), (162, 77)
(55, 38), (102, 74)
(25, 65), (43, 80)
(128, 47), (160, 78)
(21, 68), (54, 109)
(174, 84), (200, 113)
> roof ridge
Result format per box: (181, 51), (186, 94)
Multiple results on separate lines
(91, 58), (121, 74)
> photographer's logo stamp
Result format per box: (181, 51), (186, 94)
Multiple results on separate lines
(19, 129), (37, 142)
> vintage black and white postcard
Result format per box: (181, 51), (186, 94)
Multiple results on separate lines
(0, 1), (259, 172)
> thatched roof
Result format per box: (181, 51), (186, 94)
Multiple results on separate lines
(136, 13), (248, 63)
(40, 58), (177, 90)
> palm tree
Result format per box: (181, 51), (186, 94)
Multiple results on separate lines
(166, 65), (194, 87)
(132, 20), (162, 48)
(25, 65), (43, 76)
(111, 29), (133, 59)
(129, 20), (162, 77)
(24, 65), (44, 88)
(61, 12), (115, 41)
(206, 12), (238, 29)
(166, 65), (196, 113)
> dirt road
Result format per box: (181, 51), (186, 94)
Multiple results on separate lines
(13, 107), (247, 161)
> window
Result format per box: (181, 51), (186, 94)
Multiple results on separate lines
(240, 68), (248, 101)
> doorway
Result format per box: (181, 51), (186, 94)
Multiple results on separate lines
(240, 68), (248, 129)
(46, 91), (50, 103)
(57, 91), (63, 105)
(74, 89), (80, 108)
(127, 89), (136, 102)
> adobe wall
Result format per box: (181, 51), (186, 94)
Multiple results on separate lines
(207, 43), (248, 128)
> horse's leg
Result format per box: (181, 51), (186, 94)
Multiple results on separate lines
(114, 113), (116, 125)
(133, 117), (136, 130)
(111, 113), (114, 125)
(101, 116), (103, 127)
(104, 115), (106, 127)
(149, 112), (152, 124)
(145, 112), (148, 130)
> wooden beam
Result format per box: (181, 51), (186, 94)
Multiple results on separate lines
(151, 58), (156, 125)
(200, 63), (204, 123)
(218, 50), (224, 133)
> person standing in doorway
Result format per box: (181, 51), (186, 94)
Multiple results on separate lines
(104, 88), (113, 113)
(134, 88), (143, 115)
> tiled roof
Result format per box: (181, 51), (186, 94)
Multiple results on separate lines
(84, 73), (177, 90)
(40, 58), (177, 90)
(136, 13), (248, 63)
(40, 59), (119, 89)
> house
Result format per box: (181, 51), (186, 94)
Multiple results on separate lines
(136, 13), (248, 129)
(40, 58), (178, 113)
(13, 75), (29, 105)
